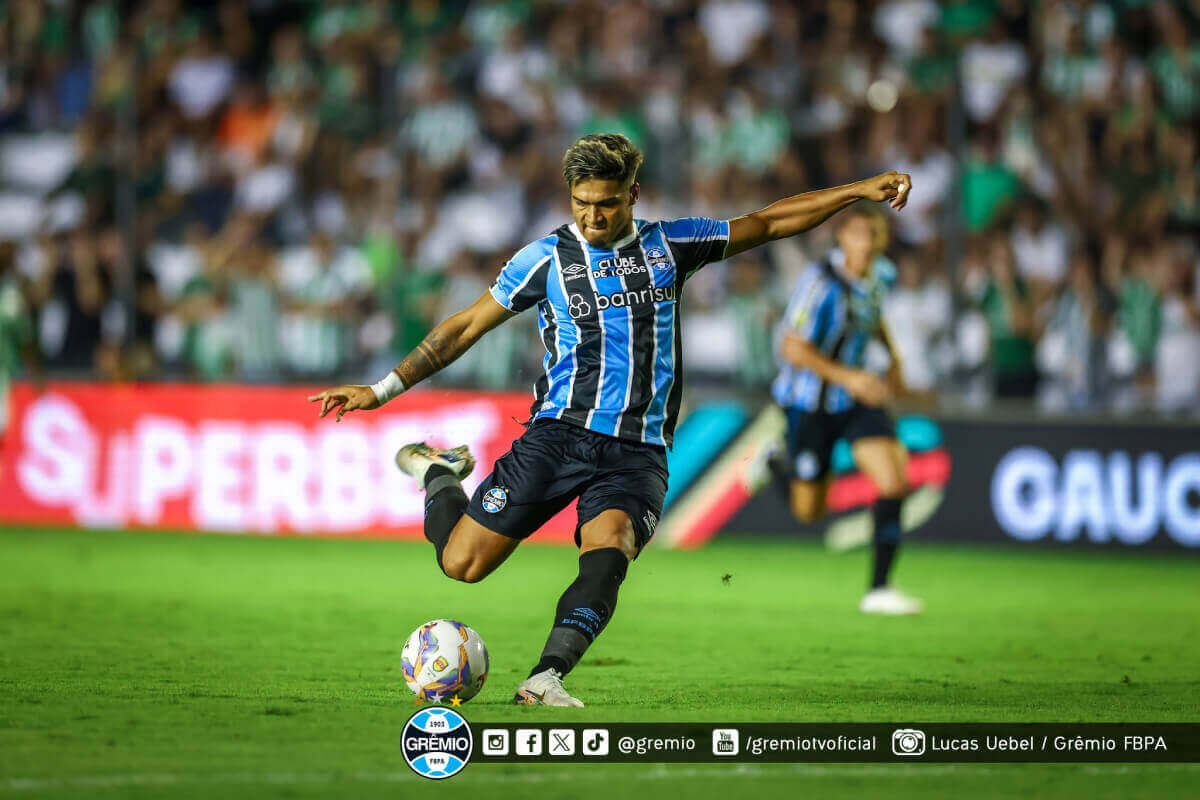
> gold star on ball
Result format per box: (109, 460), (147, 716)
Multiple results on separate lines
(449, 695), (463, 707)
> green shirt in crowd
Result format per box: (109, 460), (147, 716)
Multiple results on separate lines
(979, 279), (1035, 377)
(1118, 276), (1161, 368)
(0, 276), (33, 382)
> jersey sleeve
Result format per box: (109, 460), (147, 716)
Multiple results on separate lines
(489, 237), (554, 313)
(661, 217), (731, 281)
(779, 269), (837, 344)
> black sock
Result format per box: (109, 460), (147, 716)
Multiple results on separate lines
(423, 465), (467, 573)
(531, 548), (629, 678)
(767, 449), (794, 498)
(871, 497), (903, 589)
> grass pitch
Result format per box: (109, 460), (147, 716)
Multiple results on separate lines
(0, 527), (1197, 799)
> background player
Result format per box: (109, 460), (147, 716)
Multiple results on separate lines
(754, 208), (922, 615)
(308, 134), (911, 705)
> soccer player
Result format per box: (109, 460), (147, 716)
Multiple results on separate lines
(756, 208), (923, 615)
(309, 134), (911, 705)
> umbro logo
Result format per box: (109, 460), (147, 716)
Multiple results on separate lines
(563, 263), (587, 277)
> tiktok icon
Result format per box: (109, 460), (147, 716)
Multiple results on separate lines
(582, 729), (610, 756)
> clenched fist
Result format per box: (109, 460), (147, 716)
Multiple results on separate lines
(859, 171), (912, 210)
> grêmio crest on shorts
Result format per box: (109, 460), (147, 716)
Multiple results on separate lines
(489, 218), (729, 448)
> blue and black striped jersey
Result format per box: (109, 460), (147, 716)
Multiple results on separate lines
(490, 217), (729, 447)
(771, 248), (896, 413)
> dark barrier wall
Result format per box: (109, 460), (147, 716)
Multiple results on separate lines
(727, 416), (1200, 552)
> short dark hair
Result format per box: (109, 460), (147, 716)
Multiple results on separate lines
(561, 133), (643, 187)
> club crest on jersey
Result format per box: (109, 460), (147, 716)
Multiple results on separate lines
(482, 486), (508, 513)
(795, 451), (821, 480)
(645, 247), (671, 270)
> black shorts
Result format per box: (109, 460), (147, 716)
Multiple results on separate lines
(466, 419), (669, 550)
(783, 403), (895, 482)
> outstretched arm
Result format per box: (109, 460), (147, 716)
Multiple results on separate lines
(392, 292), (515, 389)
(308, 291), (515, 420)
(725, 171), (911, 258)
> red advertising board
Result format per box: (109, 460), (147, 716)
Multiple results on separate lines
(0, 382), (579, 542)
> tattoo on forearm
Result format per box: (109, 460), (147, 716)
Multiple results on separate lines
(394, 329), (456, 389)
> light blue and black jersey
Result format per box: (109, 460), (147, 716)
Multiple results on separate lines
(490, 217), (729, 448)
(771, 249), (896, 413)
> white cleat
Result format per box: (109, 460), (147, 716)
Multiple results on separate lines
(512, 668), (585, 707)
(860, 586), (924, 615)
(743, 441), (782, 495)
(394, 442), (476, 490)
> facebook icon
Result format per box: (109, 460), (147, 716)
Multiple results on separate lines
(515, 729), (543, 756)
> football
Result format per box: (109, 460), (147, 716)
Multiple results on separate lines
(400, 619), (490, 702)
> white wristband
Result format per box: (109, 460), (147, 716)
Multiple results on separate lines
(370, 372), (405, 405)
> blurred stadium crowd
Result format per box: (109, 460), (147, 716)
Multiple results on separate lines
(0, 0), (1197, 414)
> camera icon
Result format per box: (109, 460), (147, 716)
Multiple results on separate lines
(892, 729), (926, 756)
(481, 729), (509, 756)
